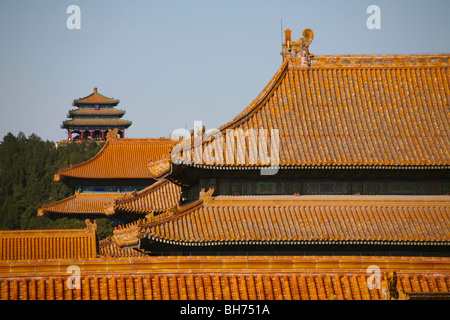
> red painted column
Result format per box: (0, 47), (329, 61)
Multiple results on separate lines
(90, 130), (93, 139)
(102, 130), (105, 140)
(81, 131), (84, 141)
(68, 130), (72, 140)
(122, 130), (125, 138)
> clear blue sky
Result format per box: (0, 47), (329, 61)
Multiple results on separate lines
(1, 0), (449, 142)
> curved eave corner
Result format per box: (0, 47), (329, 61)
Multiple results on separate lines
(37, 208), (47, 217)
(103, 202), (117, 216)
(148, 157), (173, 180)
(53, 172), (63, 182)
(53, 140), (111, 180)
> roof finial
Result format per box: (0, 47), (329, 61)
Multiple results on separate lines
(106, 128), (119, 142)
(284, 29), (292, 42)
(94, 87), (97, 93)
(281, 28), (314, 67)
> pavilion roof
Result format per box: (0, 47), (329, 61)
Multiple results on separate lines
(39, 179), (181, 218)
(55, 138), (177, 181)
(38, 192), (125, 217)
(112, 194), (450, 248)
(149, 31), (450, 178)
(73, 87), (119, 105)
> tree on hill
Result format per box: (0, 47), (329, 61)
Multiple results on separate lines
(0, 132), (113, 239)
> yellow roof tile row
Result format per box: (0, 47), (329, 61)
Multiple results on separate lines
(121, 195), (450, 246)
(0, 222), (97, 261)
(1, 254), (449, 300)
(38, 192), (124, 216)
(105, 179), (181, 215)
(55, 138), (177, 180)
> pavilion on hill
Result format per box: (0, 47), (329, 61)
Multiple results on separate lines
(61, 87), (132, 141)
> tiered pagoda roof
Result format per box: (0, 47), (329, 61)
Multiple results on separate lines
(61, 87), (132, 141)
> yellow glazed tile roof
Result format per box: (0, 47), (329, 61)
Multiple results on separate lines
(0, 221), (98, 261)
(55, 138), (177, 180)
(152, 53), (450, 178)
(38, 192), (125, 216)
(104, 179), (182, 215)
(113, 195), (450, 247)
(73, 87), (119, 105)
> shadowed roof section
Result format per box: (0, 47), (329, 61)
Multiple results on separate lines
(55, 138), (177, 181)
(151, 53), (450, 178)
(112, 195), (450, 248)
(103, 179), (182, 215)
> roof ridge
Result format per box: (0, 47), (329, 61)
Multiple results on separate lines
(38, 193), (78, 216)
(155, 62), (290, 177)
(38, 191), (126, 216)
(113, 138), (175, 144)
(127, 179), (169, 198)
(54, 137), (177, 180)
(54, 140), (111, 181)
(307, 53), (450, 69)
(103, 179), (182, 216)
(0, 227), (92, 237)
(103, 181), (167, 213)
(208, 197), (450, 207)
(218, 61), (289, 132)
(112, 197), (205, 240)
(144, 198), (204, 228)
(165, 62), (289, 154)
(76, 192), (125, 197)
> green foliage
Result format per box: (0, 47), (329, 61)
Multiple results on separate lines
(0, 132), (113, 238)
